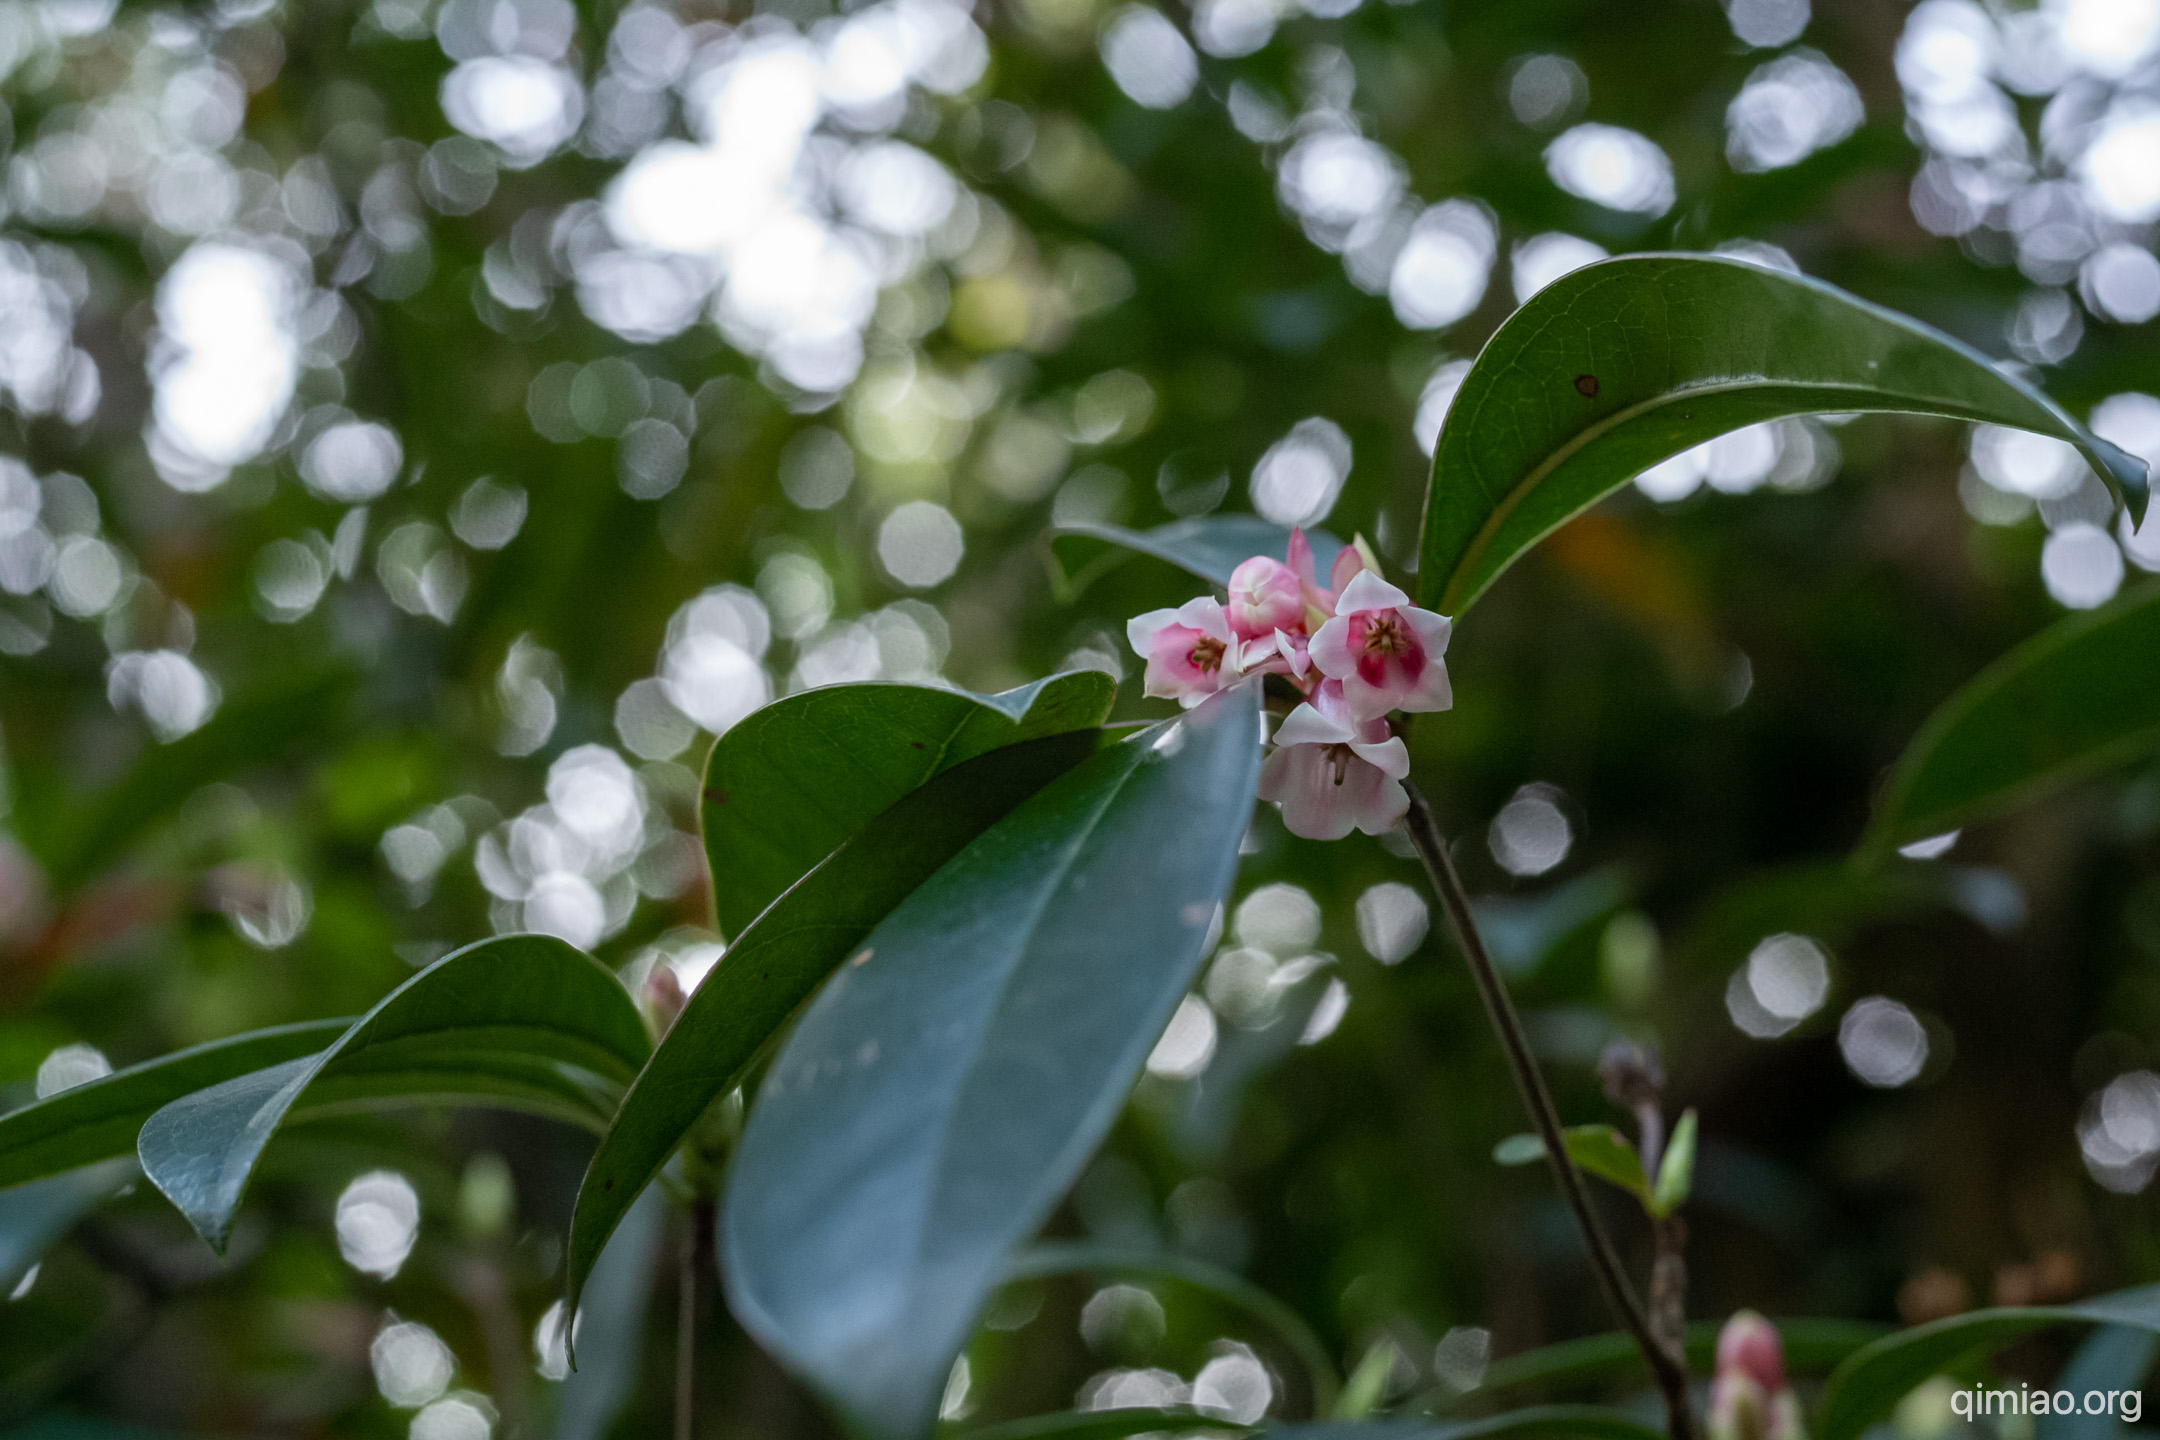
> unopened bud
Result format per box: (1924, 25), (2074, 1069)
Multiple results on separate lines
(1709, 1311), (1804, 1440)
(644, 964), (686, 1035)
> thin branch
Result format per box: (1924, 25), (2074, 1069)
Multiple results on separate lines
(676, 1200), (714, 1440)
(1402, 781), (1698, 1440)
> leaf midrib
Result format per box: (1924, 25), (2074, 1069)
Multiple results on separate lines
(1438, 377), (1956, 612)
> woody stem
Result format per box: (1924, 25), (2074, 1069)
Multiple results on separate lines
(1403, 782), (1698, 1440)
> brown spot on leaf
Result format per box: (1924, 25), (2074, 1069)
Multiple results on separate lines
(910, 741), (925, 750)
(704, 787), (729, 805)
(1574, 374), (1599, 397)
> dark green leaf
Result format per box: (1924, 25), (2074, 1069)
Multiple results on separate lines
(1651, 1110), (1697, 1217)
(953, 1409), (1248, 1440)
(721, 686), (1264, 1440)
(1009, 1241), (1339, 1416)
(564, 733), (1105, 1326)
(1049, 517), (1344, 591)
(0, 1160), (133, 1292)
(1275, 1403), (1667, 1440)
(0, 1021), (349, 1192)
(1419, 254), (2147, 616)
(1416, 1318), (1889, 1415)
(1863, 583), (2160, 856)
(137, 934), (649, 1253)
(704, 673), (1114, 937)
(1817, 1285), (2160, 1440)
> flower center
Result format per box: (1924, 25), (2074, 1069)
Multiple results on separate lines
(1188, 635), (1226, 673)
(1361, 612), (1407, 655)
(1323, 742), (1354, 786)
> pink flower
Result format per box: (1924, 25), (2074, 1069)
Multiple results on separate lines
(1257, 681), (1410, 840)
(1708, 1311), (1803, 1440)
(1226, 555), (1305, 641)
(1310, 571), (1453, 721)
(1128, 597), (1239, 707)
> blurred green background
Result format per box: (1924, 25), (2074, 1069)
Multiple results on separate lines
(3, 0), (2160, 1431)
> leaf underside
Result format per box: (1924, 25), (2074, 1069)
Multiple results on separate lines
(137, 935), (648, 1252)
(1048, 516), (1345, 591)
(1420, 253), (2146, 617)
(721, 686), (1264, 1440)
(562, 731), (1105, 1324)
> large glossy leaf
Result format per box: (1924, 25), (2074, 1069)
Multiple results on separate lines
(704, 673), (1114, 937)
(137, 934), (649, 1252)
(563, 733), (1104, 1325)
(0, 1021), (349, 1192)
(553, 1186), (665, 1440)
(1863, 583), (2160, 856)
(1419, 254), (2147, 616)
(1048, 517), (1345, 592)
(1817, 1285), (2160, 1440)
(1009, 1242), (1339, 1415)
(721, 686), (1264, 1440)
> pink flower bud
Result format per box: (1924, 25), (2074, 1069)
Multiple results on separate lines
(1716, 1310), (1786, 1394)
(1308, 571), (1454, 722)
(1708, 1312), (1804, 1440)
(1226, 555), (1307, 641)
(644, 965), (687, 1035)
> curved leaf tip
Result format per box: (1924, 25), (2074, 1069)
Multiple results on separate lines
(1421, 253), (2146, 616)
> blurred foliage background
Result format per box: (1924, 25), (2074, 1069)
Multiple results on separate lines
(2, 0), (2160, 1431)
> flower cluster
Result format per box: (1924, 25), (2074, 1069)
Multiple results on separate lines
(1127, 531), (1452, 841)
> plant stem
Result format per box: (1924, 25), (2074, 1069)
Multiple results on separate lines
(676, 1200), (714, 1440)
(1402, 782), (1698, 1440)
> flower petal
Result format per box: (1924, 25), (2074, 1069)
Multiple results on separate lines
(1308, 616), (1354, 679)
(1348, 734), (1410, 779)
(1127, 608), (1182, 656)
(1274, 700), (1355, 747)
(1333, 569), (1411, 616)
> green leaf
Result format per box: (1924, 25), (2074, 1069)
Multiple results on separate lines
(1415, 1319), (1890, 1415)
(721, 686), (1264, 1440)
(953, 1409), (1248, 1440)
(563, 732), (1105, 1327)
(1817, 1284), (2160, 1440)
(0, 1159), (134, 1292)
(1009, 1241), (1340, 1417)
(1863, 583), (2160, 856)
(1492, 1126), (1648, 1207)
(704, 673), (1115, 938)
(0, 1021), (350, 1192)
(1274, 1403), (1668, 1440)
(1048, 517), (1345, 591)
(1650, 1110), (1697, 1218)
(553, 1186), (666, 1440)
(1419, 254), (2147, 617)
(137, 934), (649, 1253)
